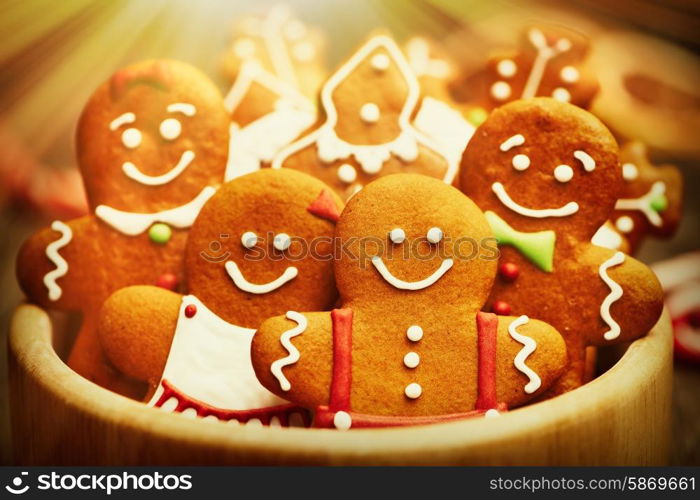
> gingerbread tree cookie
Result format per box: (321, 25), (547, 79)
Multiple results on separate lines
(272, 34), (458, 200)
(251, 174), (567, 429)
(16, 60), (229, 396)
(592, 141), (683, 253)
(98, 169), (343, 426)
(460, 98), (664, 395)
(457, 25), (598, 111)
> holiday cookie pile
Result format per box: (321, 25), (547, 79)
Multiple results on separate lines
(17, 9), (675, 430)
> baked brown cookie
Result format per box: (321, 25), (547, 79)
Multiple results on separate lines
(252, 174), (567, 429)
(98, 168), (342, 425)
(592, 141), (683, 253)
(459, 98), (664, 395)
(16, 60), (229, 396)
(456, 25), (598, 111)
(272, 34), (458, 200)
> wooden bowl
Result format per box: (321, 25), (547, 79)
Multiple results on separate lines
(8, 304), (673, 465)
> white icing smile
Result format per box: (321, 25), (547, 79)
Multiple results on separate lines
(492, 182), (579, 218)
(225, 260), (298, 294)
(122, 150), (195, 186)
(371, 256), (453, 290)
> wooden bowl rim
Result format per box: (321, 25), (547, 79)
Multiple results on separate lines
(9, 303), (672, 459)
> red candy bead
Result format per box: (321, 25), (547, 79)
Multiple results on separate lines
(492, 300), (511, 316)
(499, 262), (519, 281)
(155, 273), (178, 291)
(184, 304), (197, 318)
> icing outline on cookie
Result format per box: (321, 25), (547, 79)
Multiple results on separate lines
(270, 311), (307, 391)
(492, 182), (579, 218)
(371, 255), (453, 290)
(43, 220), (73, 301)
(599, 251), (626, 341)
(225, 260), (298, 294)
(615, 181), (666, 227)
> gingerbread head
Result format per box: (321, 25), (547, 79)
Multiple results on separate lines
(272, 34), (457, 200)
(460, 98), (664, 394)
(98, 169), (343, 426)
(458, 25), (598, 111)
(593, 141), (683, 253)
(16, 60), (229, 396)
(251, 174), (568, 429)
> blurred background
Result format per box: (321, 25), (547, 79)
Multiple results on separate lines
(1, 0), (698, 464)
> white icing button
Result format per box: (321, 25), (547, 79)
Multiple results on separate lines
(490, 81), (511, 101)
(497, 59), (517, 78)
(292, 42), (315, 62)
(333, 411), (352, 431)
(360, 103), (380, 123)
(405, 383), (422, 399)
(233, 38), (256, 58)
(121, 128), (141, 149)
(337, 163), (357, 184)
(404, 352), (420, 369)
(554, 164), (574, 183)
(273, 233), (291, 251)
(485, 409), (500, 418)
(512, 154), (530, 171)
(560, 65), (580, 83)
(615, 216), (634, 233)
(622, 163), (639, 182)
(426, 227), (443, 244)
(551, 87), (571, 102)
(241, 231), (257, 249)
(159, 118), (181, 141)
(406, 325), (423, 342)
(390, 228), (406, 244)
(371, 53), (390, 71)
(556, 38), (572, 51)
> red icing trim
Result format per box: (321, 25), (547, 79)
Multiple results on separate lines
(329, 308), (353, 412)
(307, 189), (341, 223)
(111, 61), (172, 99)
(476, 312), (498, 411)
(155, 379), (311, 426)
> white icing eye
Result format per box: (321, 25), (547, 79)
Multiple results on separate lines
(426, 227), (443, 244)
(560, 65), (580, 83)
(121, 128), (142, 149)
(512, 154), (530, 171)
(371, 53), (390, 71)
(389, 228), (405, 244)
(491, 81), (511, 101)
(554, 164), (574, 183)
(551, 87), (571, 102)
(241, 231), (258, 249)
(273, 233), (292, 251)
(622, 163), (639, 181)
(159, 118), (181, 141)
(359, 103), (380, 123)
(615, 216), (634, 233)
(497, 59), (517, 78)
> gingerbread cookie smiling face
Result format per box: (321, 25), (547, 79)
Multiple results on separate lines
(460, 98), (664, 394)
(273, 35), (456, 200)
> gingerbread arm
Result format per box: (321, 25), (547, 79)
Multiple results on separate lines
(584, 246), (664, 346)
(97, 285), (180, 387)
(251, 311), (334, 410)
(15, 216), (96, 310)
(494, 315), (568, 408)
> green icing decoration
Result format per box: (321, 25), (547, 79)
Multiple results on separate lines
(467, 107), (488, 126)
(650, 193), (668, 213)
(485, 211), (556, 273)
(149, 223), (172, 244)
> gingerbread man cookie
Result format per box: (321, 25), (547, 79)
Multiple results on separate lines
(220, 4), (326, 100)
(272, 34), (459, 200)
(460, 98), (664, 395)
(16, 60), (229, 395)
(457, 25), (598, 112)
(223, 60), (315, 179)
(98, 169), (343, 425)
(592, 141), (683, 253)
(251, 174), (567, 428)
